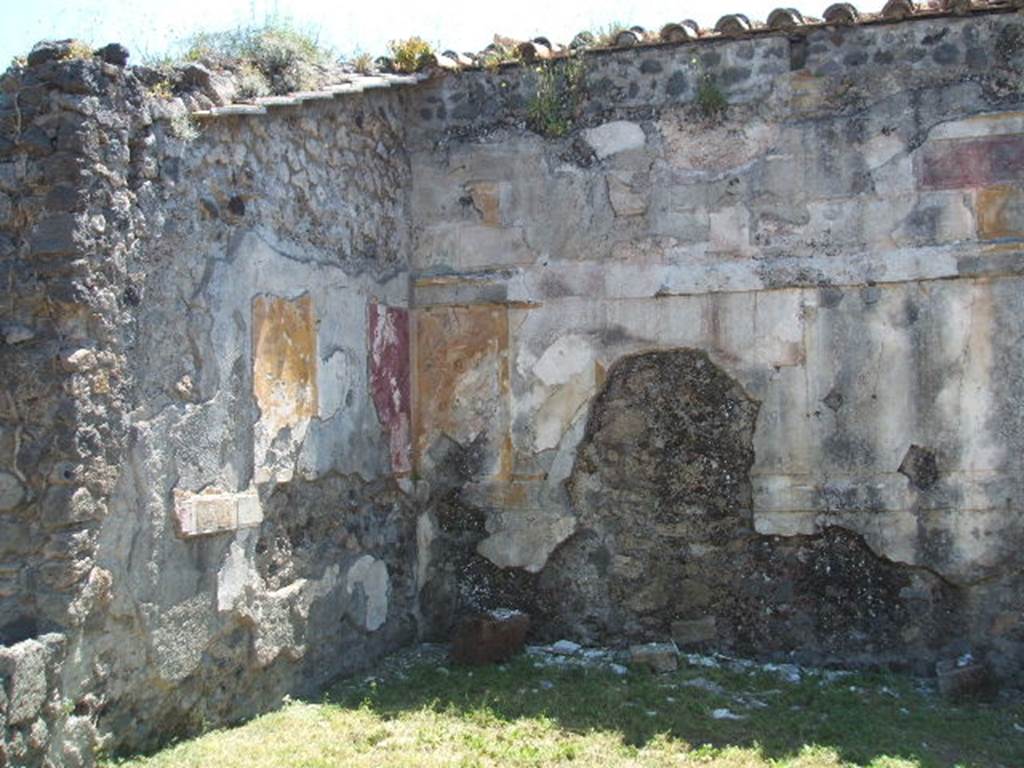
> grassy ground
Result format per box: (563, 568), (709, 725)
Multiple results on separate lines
(104, 649), (1024, 768)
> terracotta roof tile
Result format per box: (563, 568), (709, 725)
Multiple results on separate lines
(183, 1), (1017, 120)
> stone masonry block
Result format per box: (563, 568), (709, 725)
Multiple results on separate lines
(671, 617), (718, 647)
(583, 121), (645, 160)
(0, 638), (49, 726)
(0, 162), (18, 193)
(629, 642), (679, 672)
(173, 487), (263, 538)
(607, 173), (648, 217)
(29, 214), (79, 257)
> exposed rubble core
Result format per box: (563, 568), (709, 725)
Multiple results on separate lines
(489, 351), (962, 670)
(3, 4), (1024, 764)
(547, 349), (761, 641)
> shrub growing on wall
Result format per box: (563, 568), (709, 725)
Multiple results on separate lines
(183, 20), (330, 95)
(527, 56), (587, 138)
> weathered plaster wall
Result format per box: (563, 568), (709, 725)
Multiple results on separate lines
(90, 76), (420, 758)
(4, 8), (1024, 766)
(408, 11), (1024, 675)
(1, 53), (420, 765)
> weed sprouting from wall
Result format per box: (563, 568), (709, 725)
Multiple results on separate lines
(352, 52), (375, 75)
(592, 23), (628, 48)
(690, 56), (727, 121)
(63, 40), (96, 61)
(527, 56), (587, 139)
(236, 62), (271, 99)
(480, 41), (520, 71)
(388, 37), (435, 73)
(181, 19), (330, 95)
(169, 110), (200, 142)
(695, 74), (727, 119)
(148, 78), (173, 100)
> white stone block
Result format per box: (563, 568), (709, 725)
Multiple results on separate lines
(583, 121), (645, 159)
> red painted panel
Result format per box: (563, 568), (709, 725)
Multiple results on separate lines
(369, 302), (412, 474)
(919, 135), (1024, 190)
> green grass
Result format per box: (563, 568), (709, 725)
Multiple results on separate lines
(103, 653), (1024, 768)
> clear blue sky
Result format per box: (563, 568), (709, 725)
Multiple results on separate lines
(2, 0), (821, 66)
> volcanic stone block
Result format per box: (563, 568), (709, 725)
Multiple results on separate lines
(898, 445), (939, 490)
(936, 659), (997, 702)
(629, 642), (679, 672)
(451, 610), (530, 665)
(29, 214), (78, 257)
(671, 617), (717, 647)
(0, 636), (56, 726)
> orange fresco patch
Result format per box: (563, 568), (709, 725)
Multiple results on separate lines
(413, 304), (509, 474)
(252, 294), (318, 434)
(977, 185), (1024, 240)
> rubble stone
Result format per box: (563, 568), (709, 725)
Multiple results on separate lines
(451, 611), (530, 665)
(629, 643), (679, 673)
(936, 659), (998, 702)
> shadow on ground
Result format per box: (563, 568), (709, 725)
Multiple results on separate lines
(324, 652), (1024, 768)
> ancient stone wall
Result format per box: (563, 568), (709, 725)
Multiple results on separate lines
(408, 10), (1024, 677)
(0, 50), (143, 765)
(1, 50), (420, 765)
(3, 7), (1024, 766)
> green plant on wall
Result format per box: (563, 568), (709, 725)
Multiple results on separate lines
(351, 51), (375, 75)
(527, 55), (587, 139)
(388, 37), (434, 73)
(169, 110), (200, 142)
(695, 74), (727, 119)
(480, 42), (519, 71)
(690, 56), (727, 121)
(593, 22), (628, 48)
(181, 19), (330, 96)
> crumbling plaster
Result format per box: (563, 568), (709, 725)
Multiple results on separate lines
(406, 9), (1024, 676)
(2, 7), (1024, 766)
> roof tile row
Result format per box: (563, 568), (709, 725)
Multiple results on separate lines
(189, 0), (1017, 120)
(408, 0), (1016, 70)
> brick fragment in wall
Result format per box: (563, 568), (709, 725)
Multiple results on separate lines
(467, 181), (502, 227)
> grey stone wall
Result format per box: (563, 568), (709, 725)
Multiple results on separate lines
(2, 52), (420, 764)
(4, 7), (1024, 765)
(407, 9), (1024, 677)
(1, 52), (139, 766)
(82, 85), (420, 758)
